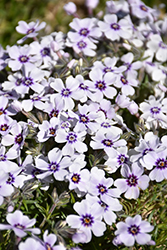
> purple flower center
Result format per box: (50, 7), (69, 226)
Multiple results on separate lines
(18, 55), (29, 63)
(40, 47), (50, 57)
(31, 168), (42, 177)
(0, 155), (6, 161)
(49, 162), (59, 172)
(6, 174), (15, 184)
(45, 243), (53, 250)
(95, 80), (106, 91)
(67, 132), (77, 144)
(61, 88), (71, 97)
(61, 121), (70, 129)
(14, 223), (25, 229)
(142, 148), (153, 156)
(101, 122), (111, 128)
(121, 76), (128, 85)
(27, 28), (35, 34)
(15, 78), (22, 86)
(81, 214), (94, 227)
(150, 107), (161, 114)
(98, 200), (108, 211)
(77, 40), (87, 49)
(79, 83), (88, 90)
(23, 77), (33, 86)
(50, 109), (59, 118)
(0, 124), (9, 131)
(127, 174), (138, 187)
(140, 5), (148, 12)
(128, 224), (140, 235)
(79, 28), (89, 37)
(49, 127), (56, 135)
(159, 41), (167, 49)
(97, 184), (108, 194)
(103, 67), (113, 73)
(117, 154), (128, 165)
(79, 114), (89, 124)
(15, 134), (23, 145)
(111, 23), (120, 30)
(155, 158), (167, 169)
(71, 173), (81, 184)
(102, 139), (113, 147)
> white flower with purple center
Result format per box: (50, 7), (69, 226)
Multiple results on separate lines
(66, 37), (97, 57)
(66, 162), (90, 194)
(44, 96), (64, 119)
(88, 167), (121, 202)
(98, 14), (132, 41)
(66, 199), (106, 243)
(1, 121), (28, 149)
(147, 34), (167, 62)
(143, 148), (167, 182)
(90, 130), (126, 156)
(130, 0), (156, 22)
(68, 17), (102, 43)
(0, 170), (15, 206)
(104, 146), (129, 174)
(37, 117), (59, 142)
(18, 238), (43, 250)
(55, 129), (87, 156)
(115, 74), (138, 96)
(22, 92), (48, 112)
(0, 114), (15, 136)
(50, 76), (84, 110)
(0, 145), (19, 173)
(92, 56), (126, 75)
(0, 210), (40, 237)
(35, 147), (70, 181)
(7, 45), (37, 71)
(121, 52), (142, 78)
(114, 214), (154, 246)
(140, 95), (167, 129)
(16, 20), (46, 44)
(114, 163), (149, 199)
(2, 72), (24, 95)
(85, 69), (117, 101)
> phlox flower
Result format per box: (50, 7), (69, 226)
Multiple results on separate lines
(68, 17), (101, 43)
(35, 147), (70, 181)
(50, 76), (84, 110)
(0, 95), (17, 116)
(114, 214), (154, 246)
(0, 145), (19, 172)
(140, 95), (167, 129)
(104, 146), (129, 173)
(121, 52), (142, 78)
(37, 117), (59, 142)
(63, 2), (77, 16)
(18, 238), (43, 250)
(1, 121), (28, 149)
(0, 170), (15, 206)
(115, 74), (138, 96)
(44, 95), (64, 118)
(90, 130), (126, 156)
(66, 37), (97, 57)
(85, 69), (117, 102)
(7, 45), (37, 71)
(66, 199), (106, 243)
(16, 20), (46, 44)
(98, 14), (132, 41)
(55, 129), (87, 155)
(0, 114), (15, 136)
(114, 163), (149, 199)
(0, 210), (40, 237)
(147, 34), (167, 62)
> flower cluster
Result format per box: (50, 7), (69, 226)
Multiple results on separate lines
(1, 0), (167, 248)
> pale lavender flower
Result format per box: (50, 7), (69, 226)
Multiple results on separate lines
(114, 163), (149, 199)
(16, 20), (46, 44)
(37, 117), (59, 142)
(115, 74), (138, 96)
(7, 45), (36, 71)
(85, 0), (99, 9)
(68, 17), (101, 43)
(130, 0), (156, 22)
(0, 114), (15, 136)
(22, 92), (48, 112)
(50, 76), (84, 110)
(121, 52), (142, 78)
(0, 210), (40, 237)
(35, 147), (70, 181)
(140, 95), (167, 129)
(19, 238), (43, 250)
(66, 199), (106, 243)
(90, 130), (126, 156)
(55, 129), (87, 155)
(114, 214), (154, 246)
(147, 34), (167, 62)
(85, 69), (117, 101)
(0, 146), (19, 172)
(0, 170), (15, 206)
(63, 2), (77, 15)
(98, 14), (132, 41)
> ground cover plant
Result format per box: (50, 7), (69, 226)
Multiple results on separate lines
(0, 0), (167, 249)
